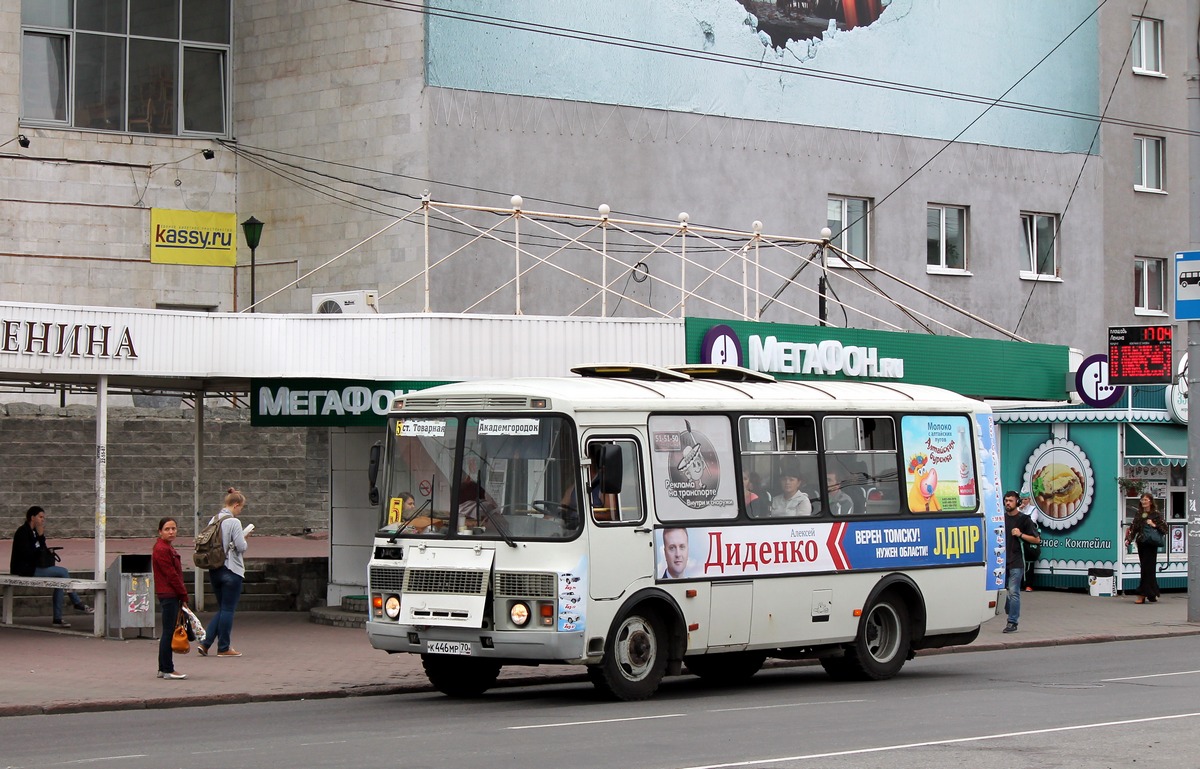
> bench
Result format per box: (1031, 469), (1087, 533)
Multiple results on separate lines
(0, 575), (107, 637)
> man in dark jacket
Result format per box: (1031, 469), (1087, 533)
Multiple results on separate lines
(1003, 491), (1040, 634)
(10, 506), (92, 627)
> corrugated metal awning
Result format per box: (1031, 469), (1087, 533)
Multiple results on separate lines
(1125, 423), (1188, 467)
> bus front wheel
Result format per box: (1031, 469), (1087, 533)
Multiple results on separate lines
(589, 609), (667, 701)
(421, 655), (502, 698)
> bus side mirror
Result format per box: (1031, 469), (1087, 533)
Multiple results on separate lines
(368, 442), (381, 506)
(592, 443), (623, 494)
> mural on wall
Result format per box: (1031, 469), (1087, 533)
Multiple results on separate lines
(427, 0), (1099, 154)
(1020, 438), (1093, 531)
(734, 1), (886, 47)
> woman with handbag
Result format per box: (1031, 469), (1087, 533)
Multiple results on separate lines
(1125, 493), (1166, 604)
(152, 516), (189, 679)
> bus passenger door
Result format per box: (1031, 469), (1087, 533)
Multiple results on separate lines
(585, 436), (652, 599)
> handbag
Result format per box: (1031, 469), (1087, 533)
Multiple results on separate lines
(1141, 523), (1164, 548)
(171, 610), (191, 654)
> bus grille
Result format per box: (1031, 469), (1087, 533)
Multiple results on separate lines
(494, 571), (557, 598)
(370, 566), (404, 592)
(404, 568), (488, 595)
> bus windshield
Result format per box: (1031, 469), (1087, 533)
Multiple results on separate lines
(380, 414), (582, 540)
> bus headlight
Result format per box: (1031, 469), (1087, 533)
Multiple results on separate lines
(510, 602), (531, 627)
(384, 595), (401, 620)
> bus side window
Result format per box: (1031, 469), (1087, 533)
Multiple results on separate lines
(588, 439), (644, 524)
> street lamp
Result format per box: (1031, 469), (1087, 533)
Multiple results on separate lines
(241, 216), (264, 312)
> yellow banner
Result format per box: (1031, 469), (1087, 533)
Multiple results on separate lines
(150, 209), (237, 266)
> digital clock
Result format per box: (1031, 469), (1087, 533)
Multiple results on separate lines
(1107, 324), (1173, 385)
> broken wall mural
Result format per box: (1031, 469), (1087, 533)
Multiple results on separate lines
(427, 0), (1099, 154)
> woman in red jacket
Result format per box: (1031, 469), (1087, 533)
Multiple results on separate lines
(152, 517), (189, 680)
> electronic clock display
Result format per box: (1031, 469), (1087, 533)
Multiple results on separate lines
(1107, 325), (1173, 385)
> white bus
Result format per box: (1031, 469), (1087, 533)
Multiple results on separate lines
(365, 365), (1002, 700)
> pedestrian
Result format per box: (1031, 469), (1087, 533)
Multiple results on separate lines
(1125, 492), (1165, 604)
(1003, 490), (1040, 633)
(1019, 492), (1040, 592)
(152, 516), (188, 680)
(197, 487), (250, 657)
(9, 505), (93, 627)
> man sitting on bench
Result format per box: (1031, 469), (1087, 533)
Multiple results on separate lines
(10, 506), (93, 628)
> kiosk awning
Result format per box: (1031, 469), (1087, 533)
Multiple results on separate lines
(1125, 423), (1188, 467)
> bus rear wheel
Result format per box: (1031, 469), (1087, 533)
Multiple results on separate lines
(685, 651), (766, 685)
(421, 655), (502, 698)
(822, 594), (910, 681)
(589, 609), (667, 701)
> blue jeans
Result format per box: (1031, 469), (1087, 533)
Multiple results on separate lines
(1006, 566), (1024, 625)
(204, 567), (243, 652)
(158, 597), (180, 674)
(33, 565), (83, 622)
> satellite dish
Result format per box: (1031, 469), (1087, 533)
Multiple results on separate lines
(316, 299), (344, 314)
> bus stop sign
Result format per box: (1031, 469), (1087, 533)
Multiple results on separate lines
(1175, 250), (1200, 320)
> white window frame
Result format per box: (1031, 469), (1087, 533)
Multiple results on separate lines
(926, 204), (969, 275)
(1020, 212), (1060, 282)
(1134, 256), (1167, 315)
(1131, 16), (1164, 76)
(1134, 135), (1165, 192)
(826, 195), (872, 269)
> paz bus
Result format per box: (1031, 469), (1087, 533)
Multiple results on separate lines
(365, 364), (1002, 700)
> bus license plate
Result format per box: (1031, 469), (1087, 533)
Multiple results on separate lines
(426, 641), (472, 656)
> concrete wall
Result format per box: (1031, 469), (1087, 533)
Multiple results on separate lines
(231, 0), (430, 313)
(0, 404), (329, 538)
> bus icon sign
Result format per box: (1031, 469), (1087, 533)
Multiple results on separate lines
(1175, 251), (1200, 320)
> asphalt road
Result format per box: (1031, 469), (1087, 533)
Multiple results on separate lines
(3, 636), (1197, 769)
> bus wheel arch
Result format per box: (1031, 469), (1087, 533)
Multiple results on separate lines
(588, 591), (685, 701)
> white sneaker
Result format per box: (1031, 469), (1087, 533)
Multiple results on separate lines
(156, 671), (164, 678)
(162, 671), (187, 680)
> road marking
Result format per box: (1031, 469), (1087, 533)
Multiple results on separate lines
(60, 757), (148, 765)
(1102, 669), (1200, 682)
(508, 713), (686, 730)
(709, 699), (868, 713)
(189, 747), (256, 755)
(676, 712), (1200, 768)
(298, 740), (348, 746)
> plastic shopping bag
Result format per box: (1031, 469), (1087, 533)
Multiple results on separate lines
(181, 604), (206, 645)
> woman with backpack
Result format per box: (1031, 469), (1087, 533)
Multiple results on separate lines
(198, 488), (250, 657)
(1125, 492), (1166, 604)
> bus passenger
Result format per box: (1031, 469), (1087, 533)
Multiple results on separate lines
(770, 466), (812, 517)
(828, 472), (855, 515)
(661, 527), (690, 579)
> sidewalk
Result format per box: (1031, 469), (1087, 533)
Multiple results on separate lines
(2, 540), (1199, 716)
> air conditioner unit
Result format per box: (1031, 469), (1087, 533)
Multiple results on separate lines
(311, 290), (379, 314)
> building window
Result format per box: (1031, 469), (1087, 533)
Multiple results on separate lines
(1021, 212), (1058, 279)
(1134, 257), (1166, 314)
(1131, 16), (1163, 75)
(826, 196), (871, 267)
(1134, 136), (1164, 191)
(20, 0), (231, 137)
(927, 205), (968, 272)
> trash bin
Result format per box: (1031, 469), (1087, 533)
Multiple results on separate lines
(106, 554), (156, 639)
(1087, 567), (1115, 597)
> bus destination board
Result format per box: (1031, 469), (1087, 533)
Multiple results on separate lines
(1107, 324), (1172, 385)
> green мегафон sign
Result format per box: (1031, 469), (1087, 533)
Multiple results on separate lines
(251, 379), (454, 427)
(686, 317), (1069, 401)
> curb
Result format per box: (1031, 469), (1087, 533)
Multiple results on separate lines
(5, 628), (1198, 718)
